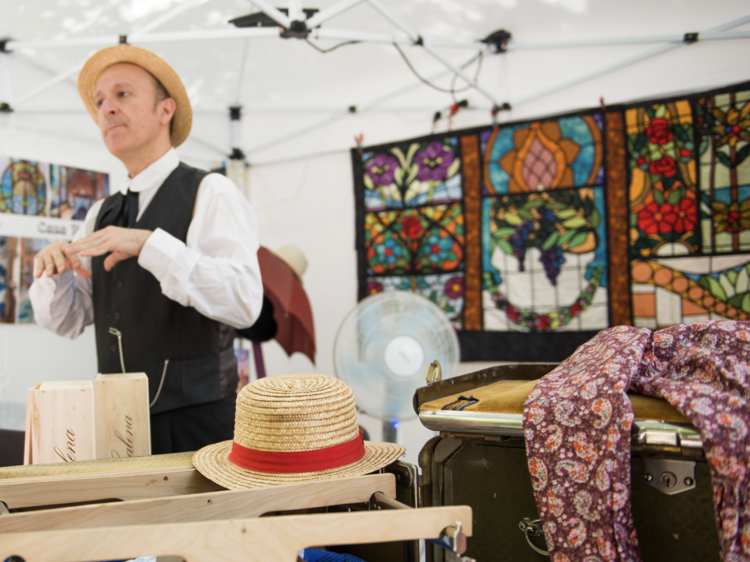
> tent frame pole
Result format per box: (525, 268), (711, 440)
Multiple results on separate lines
(288, 0), (304, 24)
(513, 43), (682, 108)
(8, 28), (750, 51)
(245, 50), (485, 155)
(14, 104), (496, 114)
(245, 9), (750, 155)
(13, 63), (85, 109)
(513, 12), (750, 109)
(248, 0), (291, 27)
(11, 0), (217, 110)
(363, 0), (419, 42)
(305, 0), (364, 28)
(361, 0), (496, 106)
(3, 4), (750, 157)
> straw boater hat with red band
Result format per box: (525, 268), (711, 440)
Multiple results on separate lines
(77, 44), (192, 148)
(193, 374), (405, 489)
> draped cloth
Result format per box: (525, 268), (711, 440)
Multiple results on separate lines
(523, 321), (750, 562)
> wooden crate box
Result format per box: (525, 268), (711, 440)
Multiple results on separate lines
(94, 373), (151, 459)
(27, 381), (96, 465)
(24, 373), (151, 464)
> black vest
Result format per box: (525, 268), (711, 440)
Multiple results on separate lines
(92, 163), (237, 415)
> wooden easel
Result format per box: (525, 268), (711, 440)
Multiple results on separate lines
(0, 456), (474, 562)
(0, 473), (395, 533)
(0, 464), (222, 510)
(1, 506), (473, 562)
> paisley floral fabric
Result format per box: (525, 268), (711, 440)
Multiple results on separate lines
(523, 321), (750, 562)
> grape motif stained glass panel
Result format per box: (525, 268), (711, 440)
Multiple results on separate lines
(482, 188), (608, 332)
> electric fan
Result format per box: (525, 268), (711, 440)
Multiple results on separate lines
(334, 292), (461, 443)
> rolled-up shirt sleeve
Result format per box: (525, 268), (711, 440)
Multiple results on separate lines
(137, 173), (263, 330)
(29, 201), (99, 339)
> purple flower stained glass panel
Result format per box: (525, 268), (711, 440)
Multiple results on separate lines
(365, 153), (399, 188)
(415, 142), (456, 182)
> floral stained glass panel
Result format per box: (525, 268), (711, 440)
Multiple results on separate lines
(483, 114), (604, 195)
(364, 203), (464, 276)
(696, 90), (750, 254)
(626, 101), (698, 258)
(629, 92), (750, 330)
(362, 138), (461, 210)
(366, 272), (465, 329)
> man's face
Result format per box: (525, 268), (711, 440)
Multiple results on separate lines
(93, 63), (172, 159)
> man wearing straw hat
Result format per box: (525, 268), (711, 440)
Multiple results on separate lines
(29, 45), (264, 454)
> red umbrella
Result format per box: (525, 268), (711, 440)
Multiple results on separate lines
(253, 246), (315, 376)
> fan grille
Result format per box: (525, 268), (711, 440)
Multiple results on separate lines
(334, 292), (460, 421)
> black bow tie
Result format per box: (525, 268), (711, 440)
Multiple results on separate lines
(123, 190), (139, 228)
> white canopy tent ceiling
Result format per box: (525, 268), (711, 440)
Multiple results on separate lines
(1, 0), (749, 166)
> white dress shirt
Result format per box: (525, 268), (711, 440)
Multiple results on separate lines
(29, 148), (263, 338)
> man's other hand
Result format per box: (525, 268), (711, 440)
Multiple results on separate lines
(34, 240), (92, 279)
(64, 226), (152, 272)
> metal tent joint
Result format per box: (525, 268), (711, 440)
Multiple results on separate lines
(0, 39), (11, 53)
(281, 19), (311, 39)
(230, 8), (319, 39)
(683, 32), (699, 44)
(492, 102), (512, 113)
(230, 148), (246, 160)
(481, 29), (512, 53)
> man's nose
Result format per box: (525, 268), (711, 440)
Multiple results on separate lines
(99, 97), (118, 116)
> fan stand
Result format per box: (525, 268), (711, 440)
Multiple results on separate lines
(382, 418), (399, 445)
(335, 292), (460, 443)
(380, 334), (424, 445)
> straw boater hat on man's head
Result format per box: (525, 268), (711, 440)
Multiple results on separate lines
(193, 374), (405, 489)
(77, 44), (192, 148)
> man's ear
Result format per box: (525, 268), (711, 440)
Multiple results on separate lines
(159, 97), (176, 126)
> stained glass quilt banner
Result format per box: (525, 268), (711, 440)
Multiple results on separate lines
(353, 80), (750, 361)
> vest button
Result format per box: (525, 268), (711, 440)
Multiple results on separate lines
(111, 344), (117, 352)
(114, 312), (120, 320)
(116, 280), (123, 288)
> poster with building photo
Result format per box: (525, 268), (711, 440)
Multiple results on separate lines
(0, 156), (109, 324)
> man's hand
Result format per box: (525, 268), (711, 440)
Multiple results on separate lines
(64, 226), (152, 272)
(34, 240), (92, 279)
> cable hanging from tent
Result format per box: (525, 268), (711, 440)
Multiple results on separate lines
(305, 39), (361, 53)
(450, 52), (483, 102)
(392, 42), (484, 96)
